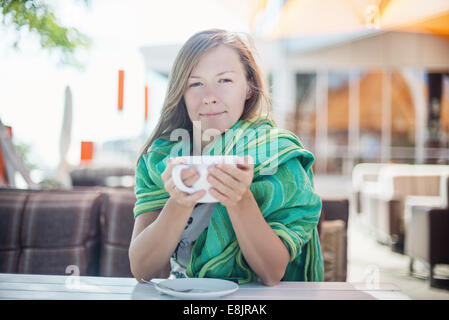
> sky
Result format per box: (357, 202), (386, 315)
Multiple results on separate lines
(0, 0), (249, 178)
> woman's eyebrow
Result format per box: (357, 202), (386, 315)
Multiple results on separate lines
(189, 71), (236, 79)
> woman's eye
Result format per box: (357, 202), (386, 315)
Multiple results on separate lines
(189, 82), (202, 88)
(219, 79), (232, 83)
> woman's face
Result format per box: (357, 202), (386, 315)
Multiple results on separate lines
(184, 44), (251, 136)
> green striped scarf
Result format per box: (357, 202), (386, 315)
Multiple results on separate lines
(133, 117), (323, 283)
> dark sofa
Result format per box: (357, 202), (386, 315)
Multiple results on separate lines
(0, 187), (135, 277)
(0, 187), (348, 281)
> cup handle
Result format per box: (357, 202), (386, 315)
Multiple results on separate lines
(171, 164), (196, 193)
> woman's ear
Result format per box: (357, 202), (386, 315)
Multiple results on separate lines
(246, 87), (253, 100)
(246, 76), (256, 100)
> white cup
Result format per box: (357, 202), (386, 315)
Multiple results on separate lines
(171, 155), (239, 203)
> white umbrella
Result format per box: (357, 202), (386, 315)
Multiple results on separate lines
(55, 85), (73, 188)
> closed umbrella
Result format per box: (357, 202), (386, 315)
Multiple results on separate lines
(55, 85), (73, 188)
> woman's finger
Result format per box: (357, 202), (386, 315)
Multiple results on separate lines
(212, 163), (247, 183)
(161, 157), (187, 181)
(165, 177), (187, 195)
(164, 177), (176, 193)
(183, 171), (200, 187)
(208, 174), (239, 199)
(209, 187), (228, 205)
(208, 165), (240, 190)
(181, 166), (199, 181)
(183, 190), (206, 207)
(167, 180), (192, 201)
(236, 155), (254, 170)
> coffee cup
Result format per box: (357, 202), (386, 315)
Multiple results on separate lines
(171, 155), (239, 203)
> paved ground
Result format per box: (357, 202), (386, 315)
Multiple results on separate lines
(314, 174), (449, 300)
(347, 213), (449, 300)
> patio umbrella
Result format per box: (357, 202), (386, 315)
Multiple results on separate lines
(267, 0), (449, 38)
(218, 0), (270, 32)
(55, 85), (73, 188)
(380, 0), (449, 36)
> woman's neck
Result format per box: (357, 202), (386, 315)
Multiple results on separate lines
(192, 128), (220, 155)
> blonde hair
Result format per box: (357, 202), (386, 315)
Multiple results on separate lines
(136, 29), (273, 165)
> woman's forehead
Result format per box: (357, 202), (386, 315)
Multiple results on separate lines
(190, 45), (244, 77)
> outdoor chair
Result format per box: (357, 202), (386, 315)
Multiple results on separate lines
(358, 164), (449, 253)
(352, 163), (392, 215)
(318, 198), (349, 282)
(404, 175), (449, 289)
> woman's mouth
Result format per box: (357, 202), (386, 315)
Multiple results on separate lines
(200, 111), (226, 118)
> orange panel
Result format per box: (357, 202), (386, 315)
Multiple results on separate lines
(118, 70), (124, 111)
(80, 141), (94, 164)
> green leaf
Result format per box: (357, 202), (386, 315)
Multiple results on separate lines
(0, 0), (91, 68)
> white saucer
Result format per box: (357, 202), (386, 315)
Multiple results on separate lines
(153, 278), (239, 299)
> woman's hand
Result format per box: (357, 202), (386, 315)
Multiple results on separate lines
(207, 156), (254, 208)
(161, 158), (205, 209)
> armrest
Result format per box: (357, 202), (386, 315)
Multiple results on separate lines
(405, 196), (444, 210)
(429, 208), (449, 264)
(404, 204), (430, 260)
(405, 205), (449, 265)
(321, 199), (349, 225)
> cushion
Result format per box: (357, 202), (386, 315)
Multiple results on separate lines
(100, 188), (136, 246)
(20, 190), (103, 248)
(18, 239), (99, 275)
(18, 190), (103, 276)
(98, 188), (136, 277)
(99, 244), (132, 277)
(0, 189), (28, 273)
(321, 220), (346, 282)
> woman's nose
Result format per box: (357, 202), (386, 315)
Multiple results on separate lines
(202, 87), (218, 104)
(202, 96), (217, 104)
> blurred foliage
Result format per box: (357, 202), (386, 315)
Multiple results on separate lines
(14, 140), (71, 189)
(14, 140), (38, 171)
(0, 0), (91, 67)
(38, 178), (66, 189)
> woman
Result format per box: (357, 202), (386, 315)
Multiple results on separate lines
(129, 29), (323, 286)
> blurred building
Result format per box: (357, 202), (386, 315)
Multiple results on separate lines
(272, 31), (449, 175)
(139, 1), (449, 175)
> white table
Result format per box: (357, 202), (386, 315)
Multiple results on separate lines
(0, 273), (410, 300)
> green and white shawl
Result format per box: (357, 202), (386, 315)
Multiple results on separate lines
(133, 117), (323, 283)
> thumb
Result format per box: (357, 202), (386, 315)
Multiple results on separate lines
(237, 155), (254, 168)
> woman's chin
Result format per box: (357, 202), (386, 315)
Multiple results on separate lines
(200, 121), (227, 135)
(192, 118), (235, 137)
(202, 127), (225, 137)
